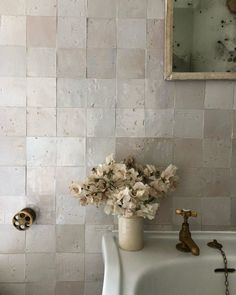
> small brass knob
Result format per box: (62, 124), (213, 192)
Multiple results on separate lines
(176, 209), (198, 218)
(12, 208), (36, 231)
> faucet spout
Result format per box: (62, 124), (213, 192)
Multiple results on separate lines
(176, 225), (200, 256)
(181, 236), (200, 256)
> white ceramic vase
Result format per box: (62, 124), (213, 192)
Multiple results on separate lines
(118, 216), (144, 251)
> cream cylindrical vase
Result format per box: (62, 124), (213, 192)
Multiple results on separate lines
(118, 216), (144, 251)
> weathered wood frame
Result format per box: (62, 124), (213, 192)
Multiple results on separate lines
(164, 0), (236, 80)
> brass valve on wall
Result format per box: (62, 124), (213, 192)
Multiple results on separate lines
(12, 208), (36, 231)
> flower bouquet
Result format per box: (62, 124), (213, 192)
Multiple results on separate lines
(70, 155), (178, 250)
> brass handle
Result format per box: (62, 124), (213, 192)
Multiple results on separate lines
(176, 209), (198, 218)
(12, 208), (36, 231)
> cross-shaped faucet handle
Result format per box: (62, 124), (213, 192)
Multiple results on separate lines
(176, 209), (198, 219)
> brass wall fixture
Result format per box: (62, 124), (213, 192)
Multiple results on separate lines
(175, 209), (200, 256)
(12, 208), (36, 231)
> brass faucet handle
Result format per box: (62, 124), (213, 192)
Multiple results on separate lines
(176, 209), (198, 218)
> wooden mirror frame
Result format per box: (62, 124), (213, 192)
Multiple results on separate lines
(164, 0), (236, 80)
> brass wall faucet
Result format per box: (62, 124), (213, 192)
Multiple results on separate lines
(175, 209), (200, 256)
(12, 208), (36, 231)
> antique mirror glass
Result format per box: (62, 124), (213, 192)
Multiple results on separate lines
(165, 0), (236, 80)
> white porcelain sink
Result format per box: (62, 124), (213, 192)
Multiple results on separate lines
(102, 232), (236, 295)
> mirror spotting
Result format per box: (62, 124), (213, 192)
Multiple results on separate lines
(165, 0), (236, 80)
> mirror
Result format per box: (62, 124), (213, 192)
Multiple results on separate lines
(164, 0), (236, 80)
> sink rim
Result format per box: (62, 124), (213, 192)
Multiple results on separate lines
(102, 234), (121, 295)
(102, 231), (236, 295)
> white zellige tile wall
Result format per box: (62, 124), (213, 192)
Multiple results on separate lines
(0, 0), (236, 294)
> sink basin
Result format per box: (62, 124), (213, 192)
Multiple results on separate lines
(102, 232), (236, 295)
